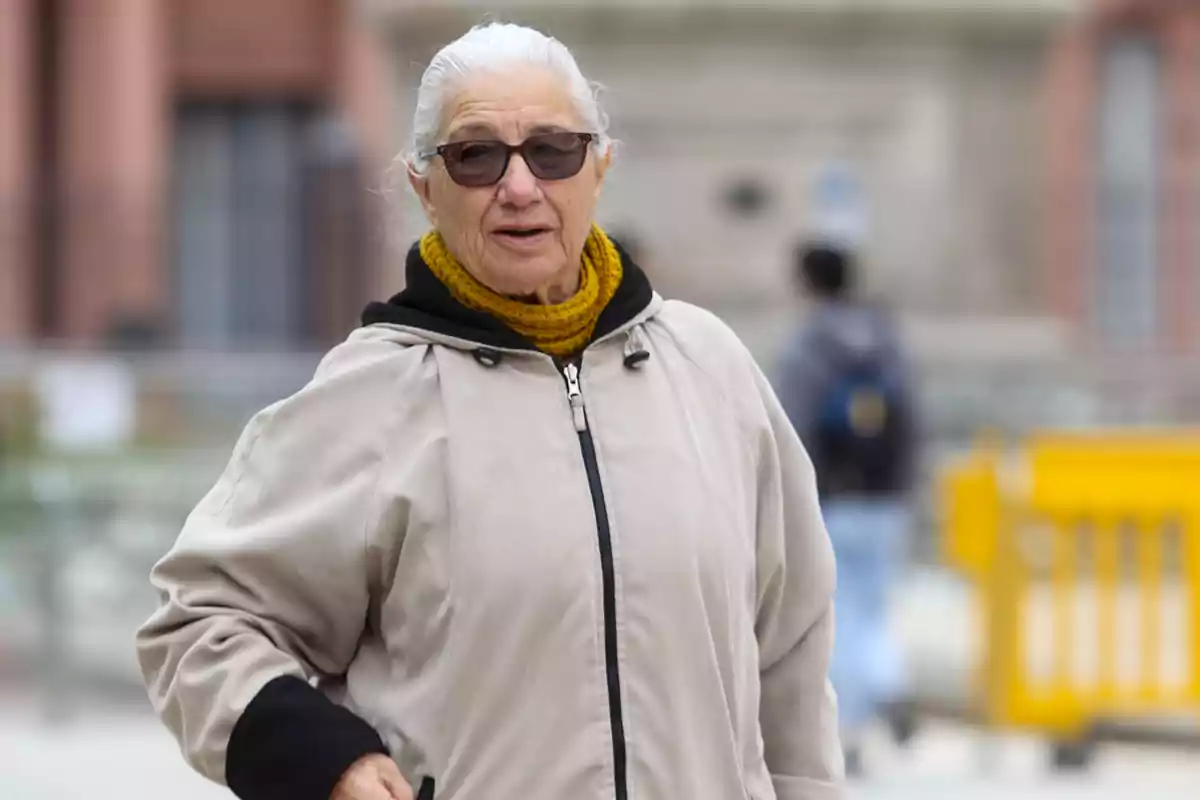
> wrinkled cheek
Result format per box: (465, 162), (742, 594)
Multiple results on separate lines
(559, 228), (584, 260)
(455, 230), (492, 271)
(555, 236), (573, 260)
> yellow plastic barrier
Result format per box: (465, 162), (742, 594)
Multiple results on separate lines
(941, 432), (1200, 752)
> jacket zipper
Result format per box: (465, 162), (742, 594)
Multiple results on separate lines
(562, 359), (628, 800)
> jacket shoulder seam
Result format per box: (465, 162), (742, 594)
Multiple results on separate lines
(653, 301), (760, 417)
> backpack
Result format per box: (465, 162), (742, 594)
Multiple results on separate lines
(814, 350), (905, 494)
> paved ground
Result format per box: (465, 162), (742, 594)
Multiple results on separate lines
(850, 721), (1199, 799)
(0, 702), (227, 800)
(1, 698), (1196, 800)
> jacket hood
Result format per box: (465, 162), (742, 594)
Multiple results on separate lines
(360, 237), (657, 353)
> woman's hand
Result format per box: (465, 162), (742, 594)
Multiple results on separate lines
(331, 754), (413, 800)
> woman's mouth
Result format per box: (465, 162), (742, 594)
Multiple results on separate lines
(493, 227), (553, 248)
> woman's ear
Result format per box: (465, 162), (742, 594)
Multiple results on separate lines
(407, 162), (438, 226)
(593, 143), (613, 200)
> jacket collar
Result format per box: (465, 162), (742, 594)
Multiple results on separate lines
(361, 238), (656, 353)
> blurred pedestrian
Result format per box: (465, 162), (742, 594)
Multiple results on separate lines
(774, 241), (919, 777)
(137, 23), (844, 800)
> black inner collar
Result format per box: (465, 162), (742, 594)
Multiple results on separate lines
(360, 238), (655, 352)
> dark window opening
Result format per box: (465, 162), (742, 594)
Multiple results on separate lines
(33, 0), (62, 339)
(171, 100), (367, 350)
(722, 177), (771, 219)
(1096, 36), (1161, 348)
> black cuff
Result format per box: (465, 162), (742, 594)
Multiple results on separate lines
(226, 675), (389, 800)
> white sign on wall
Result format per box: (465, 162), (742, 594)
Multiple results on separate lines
(811, 160), (870, 248)
(35, 359), (136, 452)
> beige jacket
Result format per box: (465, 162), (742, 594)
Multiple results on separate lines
(137, 252), (843, 800)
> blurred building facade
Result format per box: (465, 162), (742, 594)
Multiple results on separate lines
(0, 0), (392, 351)
(1047, 0), (1200, 354)
(7, 0), (1195, 363)
(367, 0), (1077, 363)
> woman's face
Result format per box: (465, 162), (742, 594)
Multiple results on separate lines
(410, 66), (610, 299)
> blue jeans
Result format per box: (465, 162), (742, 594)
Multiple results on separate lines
(823, 497), (910, 735)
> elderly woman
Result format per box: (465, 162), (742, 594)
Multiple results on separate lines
(138, 22), (842, 800)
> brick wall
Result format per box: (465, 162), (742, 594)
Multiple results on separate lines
(173, 0), (335, 96)
(0, 0), (36, 342)
(1047, 0), (1200, 353)
(0, 0), (390, 347)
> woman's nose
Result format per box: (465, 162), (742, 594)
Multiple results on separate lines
(497, 153), (540, 205)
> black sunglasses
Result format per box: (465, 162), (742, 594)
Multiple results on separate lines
(427, 132), (597, 187)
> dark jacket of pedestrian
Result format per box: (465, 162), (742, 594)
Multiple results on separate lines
(774, 246), (917, 501)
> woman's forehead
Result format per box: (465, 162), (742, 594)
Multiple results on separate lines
(439, 67), (584, 141)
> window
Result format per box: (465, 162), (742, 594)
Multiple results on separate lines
(33, 0), (62, 338)
(172, 101), (321, 350)
(1096, 37), (1161, 348)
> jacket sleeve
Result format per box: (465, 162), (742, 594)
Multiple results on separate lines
(752, 364), (846, 799)
(136, 340), (410, 800)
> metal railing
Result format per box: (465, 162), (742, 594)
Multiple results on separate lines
(941, 432), (1200, 766)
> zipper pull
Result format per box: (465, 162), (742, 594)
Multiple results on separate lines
(563, 361), (588, 432)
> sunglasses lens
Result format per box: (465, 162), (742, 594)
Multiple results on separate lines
(442, 142), (508, 187)
(439, 134), (591, 186)
(524, 133), (589, 180)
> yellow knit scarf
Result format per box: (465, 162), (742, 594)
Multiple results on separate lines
(419, 223), (623, 357)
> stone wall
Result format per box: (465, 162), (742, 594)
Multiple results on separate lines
(378, 9), (1065, 353)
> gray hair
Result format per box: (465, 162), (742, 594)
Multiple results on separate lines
(405, 22), (612, 176)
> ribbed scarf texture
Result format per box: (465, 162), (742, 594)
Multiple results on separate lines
(419, 223), (623, 357)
